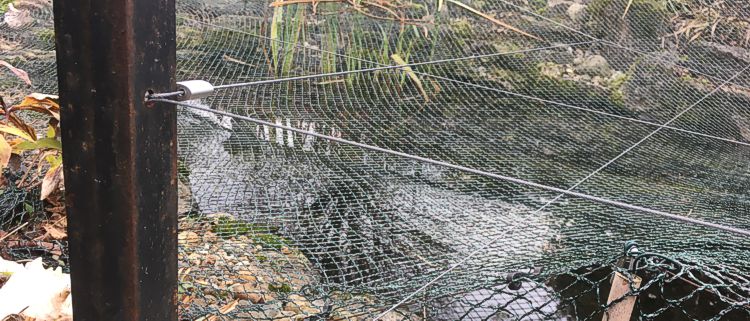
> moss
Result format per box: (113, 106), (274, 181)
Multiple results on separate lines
(0, 0), (14, 15)
(529, 0), (547, 13)
(493, 42), (525, 59)
(33, 28), (55, 42)
(254, 233), (290, 250)
(212, 216), (290, 249)
(213, 216), (269, 237)
(255, 254), (268, 263)
(268, 283), (292, 293)
(608, 71), (631, 106)
(449, 18), (473, 35)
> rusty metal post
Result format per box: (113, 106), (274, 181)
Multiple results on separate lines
(53, 0), (177, 320)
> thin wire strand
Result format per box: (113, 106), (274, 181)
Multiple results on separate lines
(153, 98), (750, 239)
(372, 60), (750, 321)
(177, 17), (750, 149)
(152, 41), (593, 96)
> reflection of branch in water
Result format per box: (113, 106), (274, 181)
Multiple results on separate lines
(253, 118), (343, 153)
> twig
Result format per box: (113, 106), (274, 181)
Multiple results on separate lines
(269, 0), (340, 7)
(622, 0), (634, 19)
(0, 222), (29, 243)
(360, 0), (404, 22)
(15, 153), (41, 189)
(270, 0), (428, 25)
(446, 0), (541, 41)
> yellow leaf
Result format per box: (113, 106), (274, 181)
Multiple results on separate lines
(45, 153), (63, 168)
(0, 136), (10, 170)
(0, 124), (35, 142)
(46, 125), (55, 138)
(391, 54), (430, 102)
(41, 165), (63, 201)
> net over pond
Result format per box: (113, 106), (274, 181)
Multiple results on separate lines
(3, 0), (750, 320)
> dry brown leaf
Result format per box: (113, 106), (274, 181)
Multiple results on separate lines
(41, 166), (63, 201)
(7, 114), (36, 143)
(1, 314), (25, 321)
(45, 205), (66, 216)
(42, 225), (66, 240)
(0, 61), (31, 86)
(218, 300), (239, 314)
(9, 94), (60, 120)
(3, 4), (33, 28)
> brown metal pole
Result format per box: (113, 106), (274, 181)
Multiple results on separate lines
(52, 0), (177, 320)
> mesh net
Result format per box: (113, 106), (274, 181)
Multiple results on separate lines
(3, 0), (750, 320)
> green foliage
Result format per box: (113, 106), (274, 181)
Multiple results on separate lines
(268, 283), (292, 293)
(321, 15), (339, 74)
(254, 233), (290, 250)
(0, 0), (13, 15)
(212, 216), (266, 236)
(270, 4), (306, 76)
(211, 216), (290, 250)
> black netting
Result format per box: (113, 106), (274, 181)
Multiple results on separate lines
(3, 0), (750, 320)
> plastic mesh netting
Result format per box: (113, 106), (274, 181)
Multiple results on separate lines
(3, 0), (750, 320)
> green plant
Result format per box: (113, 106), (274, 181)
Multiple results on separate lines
(268, 283), (292, 293)
(0, 0), (14, 15)
(270, 4), (307, 76)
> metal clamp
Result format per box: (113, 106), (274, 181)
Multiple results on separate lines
(175, 80), (215, 101)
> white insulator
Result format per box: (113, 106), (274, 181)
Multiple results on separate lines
(176, 80), (214, 101)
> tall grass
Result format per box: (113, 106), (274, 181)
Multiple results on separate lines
(271, 4), (307, 76)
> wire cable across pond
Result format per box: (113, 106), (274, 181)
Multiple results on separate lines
(152, 98), (750, 239)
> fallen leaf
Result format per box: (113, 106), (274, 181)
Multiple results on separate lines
(0, 258), (72, 320)
(41, 165), (63, 201)
(3, 4), (33, 29)
(3, 241), (62, 256)
(218, 300), (239, 314)
(0, 136), (11, 170)
(42, 224), (66, 240)
(177, 231), (200, 245)
(0, 61), (31, 86)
